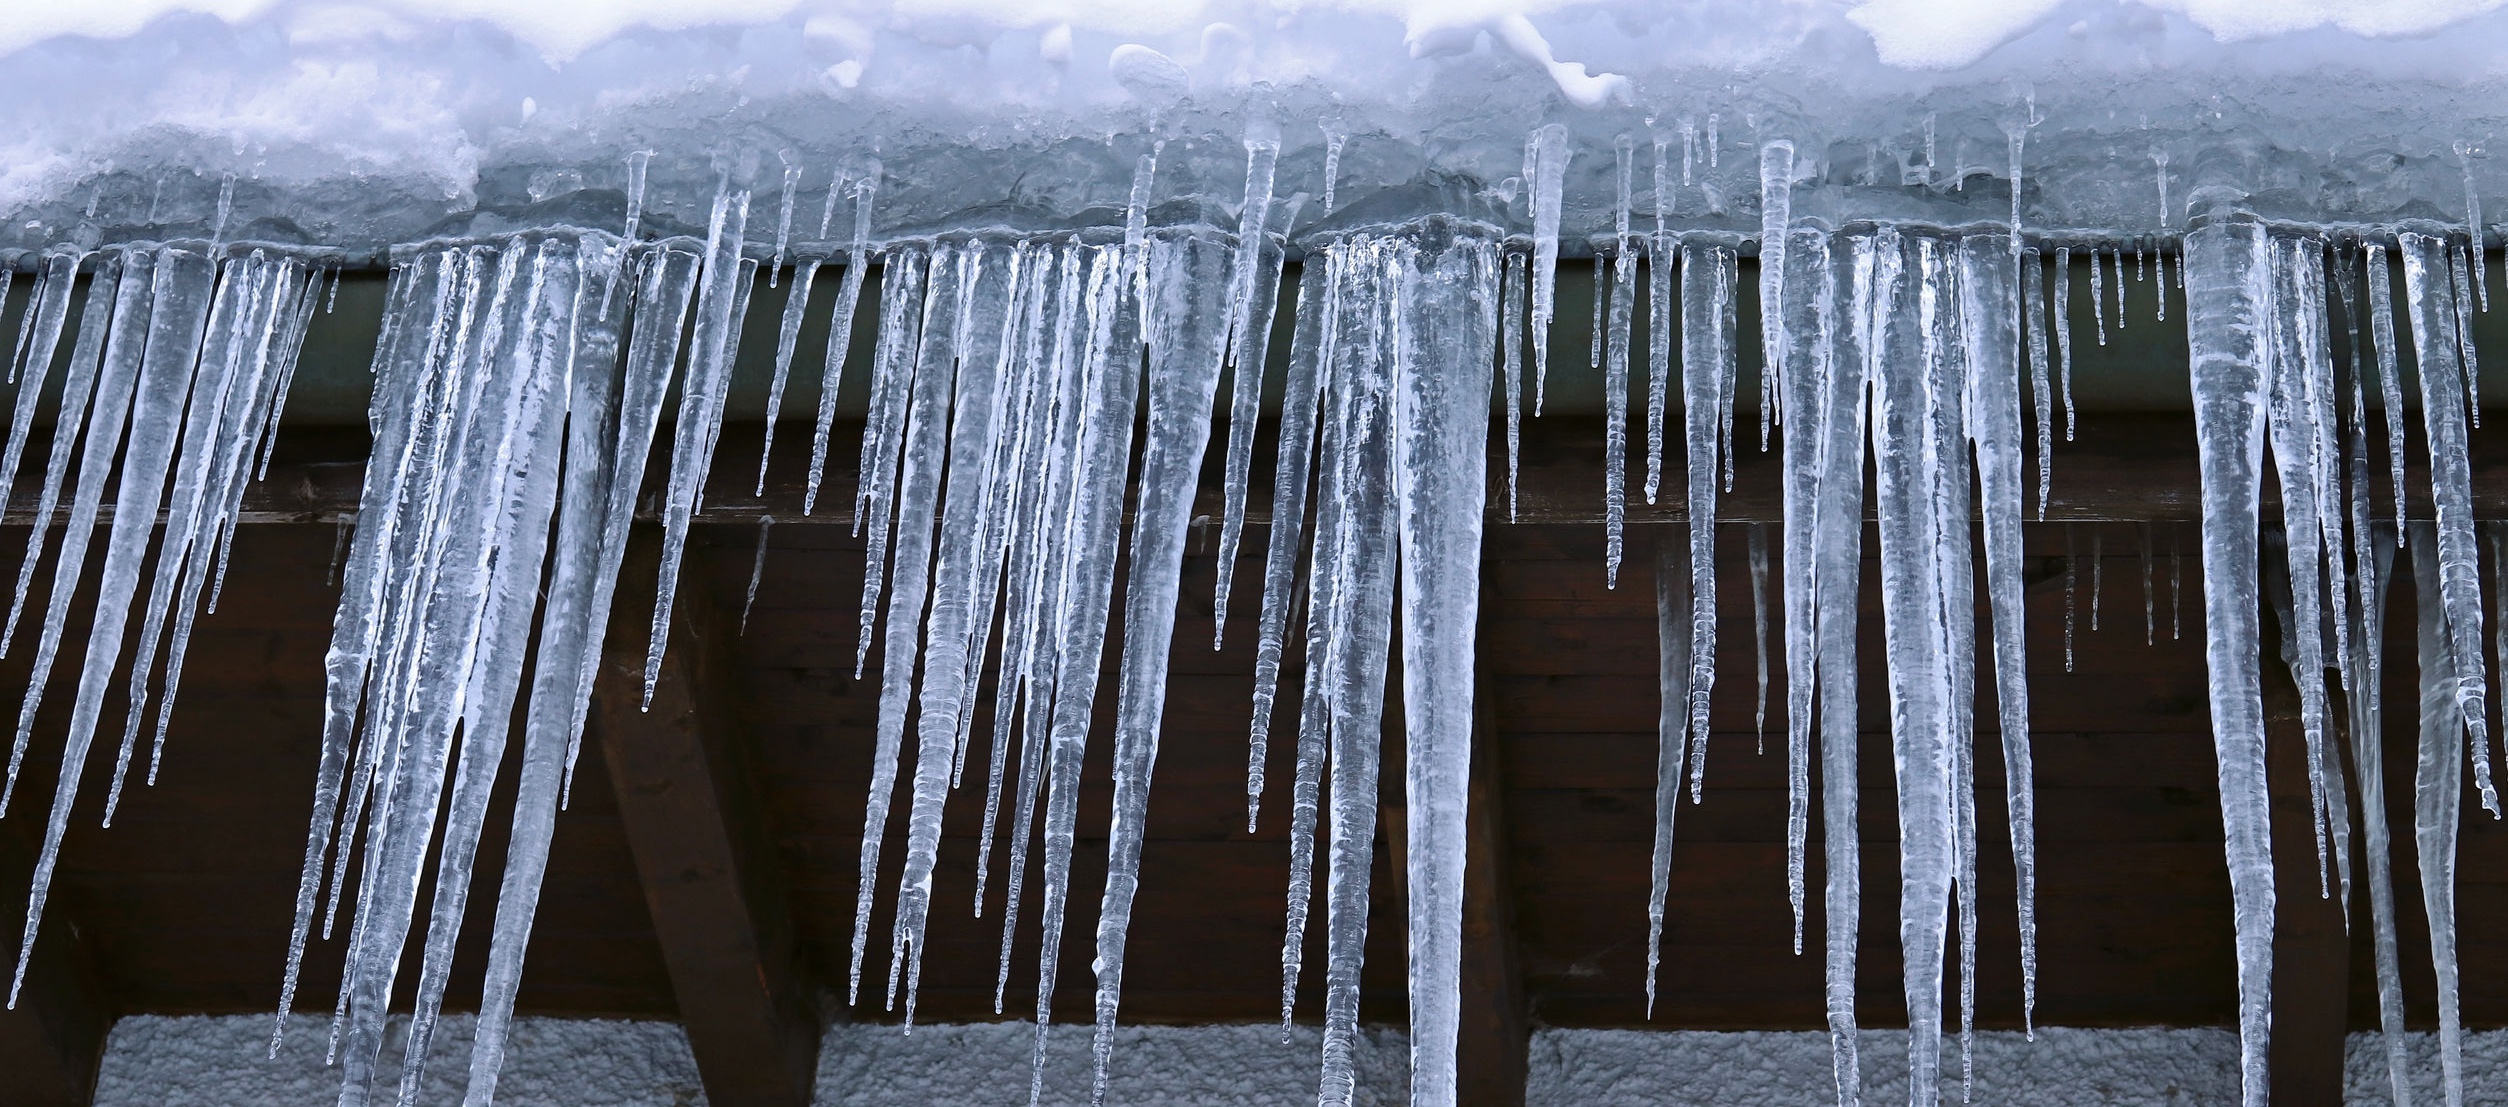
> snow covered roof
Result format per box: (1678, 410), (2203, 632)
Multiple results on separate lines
(8, 1), (2508, 255)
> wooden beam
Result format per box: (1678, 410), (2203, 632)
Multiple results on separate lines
(79, 413), (2508, 528)
(597, 528), (821, 1107)
(1456, 615), (1528, 1107)
(0, 820), (114, 1107)
(2260, 600), (2350, 1107)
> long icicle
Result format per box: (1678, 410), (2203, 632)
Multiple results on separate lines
(2183, 212), (2276, 1107)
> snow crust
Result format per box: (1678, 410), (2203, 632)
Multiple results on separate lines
(88, 1016), (2508, 1105)
(12, 2), (2508, 254)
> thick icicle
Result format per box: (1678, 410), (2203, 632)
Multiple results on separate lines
(2410, 527), (2468, 1107)
(1957, 233), (2038, 1034)
(1680, 242), (1731, 802)
(1527, 124), (1569, 414)
(1392, 226), (1498, 1107)
(2396, 232), (2500, 812)
(1868, 230), (1955, 1107)
(1309, 237), (1400, 1107)
(2183, 211), (2277, 1107)
(1776, 226), (1831, 953)
(1821, 230), (1873, 1107)
(1210, 118), (1284, 644)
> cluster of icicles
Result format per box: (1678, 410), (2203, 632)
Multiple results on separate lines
(0, 120), (2497, 1107)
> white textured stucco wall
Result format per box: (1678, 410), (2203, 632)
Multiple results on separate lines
(92, 1015), (2508, 1106)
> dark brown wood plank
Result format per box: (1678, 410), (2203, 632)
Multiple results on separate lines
(0, 819), (114, 1107)
(2263, 616), (2349, 1107)
(1459, 637), (1529, 1106)
(597, 530), (820, 1107)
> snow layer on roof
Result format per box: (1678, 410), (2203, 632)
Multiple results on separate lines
(8, 2), (2508, 254)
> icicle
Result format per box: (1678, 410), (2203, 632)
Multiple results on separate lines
(1527, 124), (1569, 415)
(2055, 247), (2076, 439)
(852, 247), (930, 674)
(769, 159), (801, 286)
(1822, 230), (1873, 1107)
(1320, 125), (1346, 216)
(851, 239), (960, 1008)
(395, 242), (577, 1106)
(2172, 525), (2184, 640)
(2158, 249), (2171, 322)
(1644, 537), (1692, 1018)
(1603, 241), (1632, 586)
(2113, 247), (2128, 329)
(2155, 153), (2173, 228)
(2409, 527), (2468, 1107)
(106, 252), (274, 821)
(2366, 242), (2409, 524)
(1590, 249), (1606, 386)
(1867, 230), (1956, 1107)
(1390, 228), (1499, 1107)
(642, 187), (753, 705)
(1026, 242), (1142, 1106)
(1680, 242), (1731, 803)
(1210, 116), (1283, 645)
(1777, 226), (1832, 953)
(894, 240), (1018, 1025)
(2396, 232), (2500, 812)
(2024, 250), (2054, 518)
(1761, 140), (1794, 441)
(741, 517), (773, 631)
(1957, 233), (2038, 1036)
(1646, 145), (1674, 507)
(2091, 245), (2108, 345)
(755, 258), (821, 494)
(2063, 525), (2077, 672)
(805, 167), (878, 515)
(466, 236), (638, 1106)
(1505, 251), (1528, 518)
(2447, 245), (2482, 424)
(0, 251), (79, 512)
(1089, 230), (1234, 1101)
(2142, 523), (2156, 645)
(2183, 212), (2276, 1107)
(2349, 532), (2413, 1107)
(2091, 527), (2103, 631)
(1247, 258), (1330, 830)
